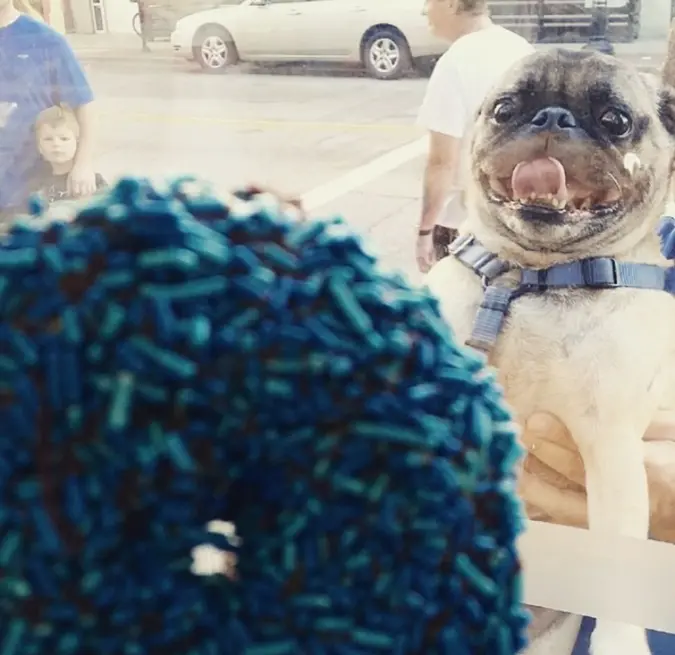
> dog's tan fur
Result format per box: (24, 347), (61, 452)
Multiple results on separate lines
(426, 49), (675, 654)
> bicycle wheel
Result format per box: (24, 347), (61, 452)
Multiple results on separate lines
(132, 12), (142, 37)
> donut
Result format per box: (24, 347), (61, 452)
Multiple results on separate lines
(0, 176), (528, 654)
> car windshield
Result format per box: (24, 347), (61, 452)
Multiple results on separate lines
(1, 0), (675, 654)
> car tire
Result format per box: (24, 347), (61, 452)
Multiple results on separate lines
(362, 29), (411, 80)
(194, 26), (239, 73)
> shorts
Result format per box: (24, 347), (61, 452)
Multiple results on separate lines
(432, 225), (458, 262)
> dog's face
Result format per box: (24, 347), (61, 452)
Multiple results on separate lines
(470, 49), (675, 255)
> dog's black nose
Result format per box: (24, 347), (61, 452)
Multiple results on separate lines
(530, 106), (577, 132)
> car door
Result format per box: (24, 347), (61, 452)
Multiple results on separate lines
(232, 0), (312, 59)
(283, 0), (371, 59)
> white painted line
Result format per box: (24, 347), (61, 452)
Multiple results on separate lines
(301, 136), (427, 211)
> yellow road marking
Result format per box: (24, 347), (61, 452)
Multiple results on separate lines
(104, 110), (422, 133)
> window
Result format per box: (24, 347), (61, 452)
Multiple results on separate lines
(3, 0), (675, 653)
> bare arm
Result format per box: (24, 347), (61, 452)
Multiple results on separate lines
(420, 131), (461, 231)
(73, 103), (95, 167)
(68, 103), (98, 197)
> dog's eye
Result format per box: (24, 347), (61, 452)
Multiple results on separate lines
(492, 99), (517, 124)
(599, 108), (633, 138)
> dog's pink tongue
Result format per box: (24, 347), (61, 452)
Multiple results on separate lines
(511, 157), (568, 203)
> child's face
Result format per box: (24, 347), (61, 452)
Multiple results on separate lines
(37, 123), (78, 166)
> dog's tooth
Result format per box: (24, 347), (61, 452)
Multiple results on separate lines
(530, 192), (537, 201)
(546, 193), (553, 201)
(623, 152), (641, 176)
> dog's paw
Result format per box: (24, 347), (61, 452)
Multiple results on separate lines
(590, 622), (651, 655)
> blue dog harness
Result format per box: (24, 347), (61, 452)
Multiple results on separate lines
(449, 233), (671, 354)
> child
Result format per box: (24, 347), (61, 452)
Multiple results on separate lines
(27, 104), (106, 207)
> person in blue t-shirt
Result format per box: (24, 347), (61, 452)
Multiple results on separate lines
(0, 0), (96, 219)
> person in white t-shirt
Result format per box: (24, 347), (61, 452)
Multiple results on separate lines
(416, 0), (535, 273)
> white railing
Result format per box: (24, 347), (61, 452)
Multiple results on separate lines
(521, 521), (675, 633)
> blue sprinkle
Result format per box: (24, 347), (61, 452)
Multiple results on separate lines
(129, 336), (197, 379)
(61, 308), (82, 343)
(245, 642), (296, 655)
(107, 372), (135, 431)
(42, 245), (64, 272)
(9, 330), (37, 365)
(0, 532), (20, 567)
(138, 248), (200, 271)
(32, 508), (61, 553)
(141, 277), (227, 300)
(1, 619), (26, 655)
(99, 270), (135, 288)
(100, 303), (127, 339)
(0, 249), (37, 269)
(165, 434), (196, 472)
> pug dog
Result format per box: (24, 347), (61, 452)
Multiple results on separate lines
(426, 48), (675, 655)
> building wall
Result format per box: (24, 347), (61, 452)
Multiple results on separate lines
(640, 0), (671, 39)
(103, 0), (136, 34)
(66, 0), (673, 39)
(69, 0), (93, 33)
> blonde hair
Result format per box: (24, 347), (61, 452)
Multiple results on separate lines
(14, 0), (43, 20)
(35, 105), (80, 140)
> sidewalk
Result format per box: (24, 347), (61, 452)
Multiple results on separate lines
(67, 33), (175, 61)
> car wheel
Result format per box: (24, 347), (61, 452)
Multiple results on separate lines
(194, 27), (238, 73)
(362, 29), (411, 80)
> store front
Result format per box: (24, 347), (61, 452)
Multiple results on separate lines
(489, 0), (660, 43)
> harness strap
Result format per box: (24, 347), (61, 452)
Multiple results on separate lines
(449, 233), (670, 356)
(465, 286), (525, 353)
(520, 258), (667, 290)
(448, 233), (511, 284)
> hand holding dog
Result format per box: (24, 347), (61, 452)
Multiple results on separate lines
(416, 232), (435, 273)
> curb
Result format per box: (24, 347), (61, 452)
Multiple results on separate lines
(75, 51), (181, 66)
(77, 52), (177, 61)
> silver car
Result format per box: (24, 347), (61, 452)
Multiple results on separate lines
(170, 0), (449, 80)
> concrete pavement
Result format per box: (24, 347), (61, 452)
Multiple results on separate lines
(86, 65), (427, 281)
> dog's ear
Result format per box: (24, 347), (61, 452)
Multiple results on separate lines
(658, 86), (675, 136)
(660, 20), (675, 136)
(663, 19), (675, 91)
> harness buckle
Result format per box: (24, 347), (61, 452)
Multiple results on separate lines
(448, 233), (474, 257)
(582, 258), (619, 288)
